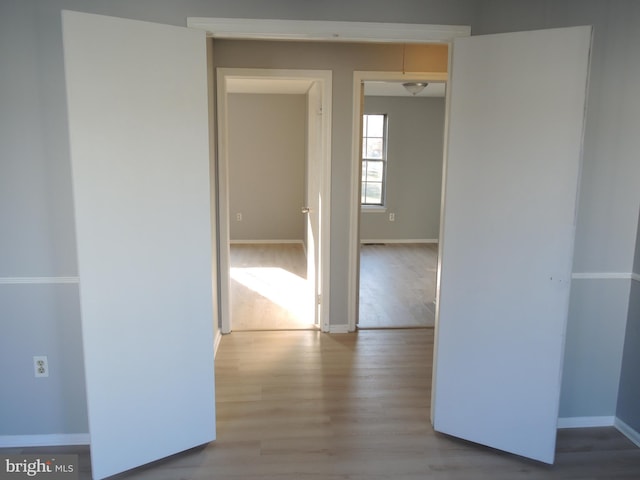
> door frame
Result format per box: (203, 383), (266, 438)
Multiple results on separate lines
(188, 18), (470, 334)
(348, 70), (449, 332)
(216, 68), (333, 333)
(188, 18), (470, 43)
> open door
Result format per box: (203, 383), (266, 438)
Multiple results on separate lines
(432, 26), (592, 463)
(306, 82), (323, 326)
(62, 11), (216, 479)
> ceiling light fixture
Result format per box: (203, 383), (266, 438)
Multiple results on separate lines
(403, 82), (428, 96)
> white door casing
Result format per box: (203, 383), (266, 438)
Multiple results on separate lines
(432, 26), (592, 463)
(187, 19), (470, 335)
(62, 11), (216, 479)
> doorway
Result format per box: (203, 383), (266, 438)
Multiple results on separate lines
(216, 69), (332, 333)
(357, 80), (446, 329)
(347, 71), (447, 332)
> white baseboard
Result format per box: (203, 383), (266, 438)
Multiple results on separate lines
(230, 239), (303, 245)
(360, 239), (438, 244)
(329, 324), (351, 334)
(0, 434), (90, 448)
(557, 416), (615, 428)
(615, 417), (640, 448)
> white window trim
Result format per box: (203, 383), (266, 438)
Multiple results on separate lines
(361, 113), (388, 208)
(361, 205), (387, 213)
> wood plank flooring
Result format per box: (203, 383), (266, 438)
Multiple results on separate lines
(359, 243), (438, 328)
(230, 243), (437, 330)
(7, 329), (640, 479)
(230, 243), (316, 330)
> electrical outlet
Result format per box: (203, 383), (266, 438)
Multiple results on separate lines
(33, 355), (49, 378)
(236, 213), (242, 221)
(389, 213), (395, 222)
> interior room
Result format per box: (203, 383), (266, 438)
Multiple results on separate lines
(1, 1), (640, 479)
(358, 80), (445, 329)
(225, 83), (315, 331)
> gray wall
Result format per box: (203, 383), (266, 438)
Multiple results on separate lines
(473, 0), (640, 423)
(227, 93), (306, 242)
(616, 210), (640, 431)
(2, 0), (640, 440)
(360, 96), (444, 241)
(0, 285), (87, 435)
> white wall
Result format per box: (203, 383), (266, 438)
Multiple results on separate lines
(360, 96), (444, 241)
(227, 93), (306, 242)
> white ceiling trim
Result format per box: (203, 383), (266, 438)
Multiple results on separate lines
(186, 18), (470, 43)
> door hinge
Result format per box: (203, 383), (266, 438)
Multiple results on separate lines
(317, 294), (322, 305)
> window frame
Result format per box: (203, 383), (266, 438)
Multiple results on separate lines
(361, 113), (388, 208)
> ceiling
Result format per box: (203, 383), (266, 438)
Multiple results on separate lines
(226, 78), (445, 97)
(364, 81), (445, 97)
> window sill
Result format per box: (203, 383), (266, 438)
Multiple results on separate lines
(361, 205), (387, 213)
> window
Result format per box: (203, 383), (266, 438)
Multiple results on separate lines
(361, 114), (387, 206)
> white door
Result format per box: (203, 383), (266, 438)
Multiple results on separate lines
(306, 82), (323, 325)
(432, 26), (592, 464)
(62, 11), (216, 479)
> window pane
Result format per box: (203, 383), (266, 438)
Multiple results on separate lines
(361, 114), (386, 206)
(363, 182), (382, 204)
(367, 115), (384, 137)
(365, 161), (383, 182)
(366, 138), (383, 159)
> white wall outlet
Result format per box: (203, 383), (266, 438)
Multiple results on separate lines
(236, 213), (242, 221)
(33, 355), (49, 378)
(389, 213), (395, 222)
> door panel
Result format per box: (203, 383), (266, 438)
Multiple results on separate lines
(432, 26), (592, 463)
(62, 11), (215, 479)
(306, 83), (322, 325)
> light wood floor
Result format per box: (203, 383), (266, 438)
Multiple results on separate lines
(230, 243), (317, 330)
(359, 243), (438, 328)
(230, 243), (437, 330)
(8, 329), (640, 479)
